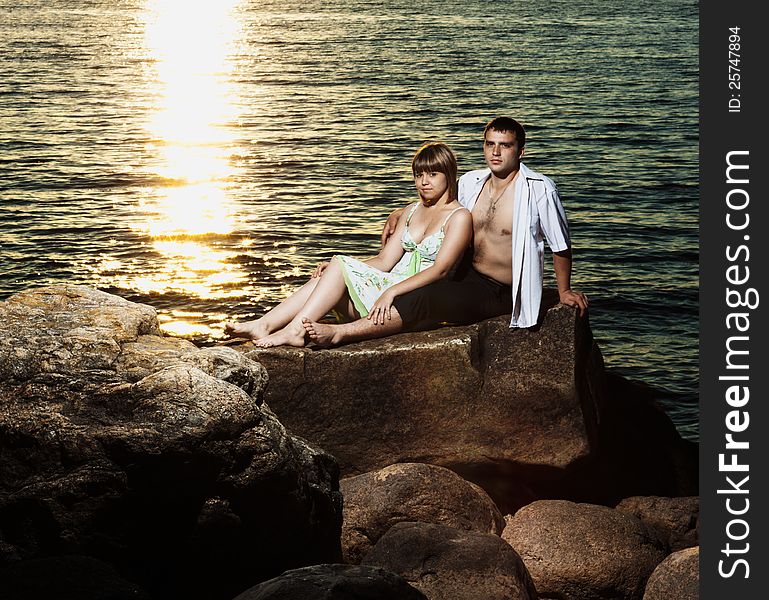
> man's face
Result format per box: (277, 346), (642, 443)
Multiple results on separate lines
(483, 129), (523, 177)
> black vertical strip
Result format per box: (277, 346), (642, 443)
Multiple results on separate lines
(700, 0), (766, 597)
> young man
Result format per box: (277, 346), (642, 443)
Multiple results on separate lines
(302, 116), (588, 346)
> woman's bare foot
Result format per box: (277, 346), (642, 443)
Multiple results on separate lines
(254, 323), (307, 348)
(301, 317), (341, 348)
(224, 319), (271, 340)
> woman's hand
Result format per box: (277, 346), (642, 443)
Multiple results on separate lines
(311, 261), (330, 278)
(368, 289), (399, 325)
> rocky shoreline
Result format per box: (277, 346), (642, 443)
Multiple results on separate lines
(0, 285), (698, 599)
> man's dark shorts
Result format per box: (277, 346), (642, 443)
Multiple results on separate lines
(392, 260), (512, 330)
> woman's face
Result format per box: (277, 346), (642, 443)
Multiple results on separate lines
(414, 170), (449, 203)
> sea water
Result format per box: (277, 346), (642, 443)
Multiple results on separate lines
(0, 0), (699, 439)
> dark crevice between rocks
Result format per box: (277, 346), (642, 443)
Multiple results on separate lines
(0, 500), (65, 562)
(467, 324), (485, 375)
(534, 373), (698, 508)
(440, 459), (574, 515)
(573, 313), (604, 457)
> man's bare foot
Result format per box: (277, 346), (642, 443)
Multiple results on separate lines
(301, 317), (341, 348)
(224, 319), (270, 340)
(254, 323), (307, 348)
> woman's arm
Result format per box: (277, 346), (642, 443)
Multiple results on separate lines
(368, 208), (473, 324)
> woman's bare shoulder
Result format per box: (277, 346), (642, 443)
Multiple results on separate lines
(444, 204), (472, 230)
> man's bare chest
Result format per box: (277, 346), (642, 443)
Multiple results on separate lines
(473, 189), (515, 238)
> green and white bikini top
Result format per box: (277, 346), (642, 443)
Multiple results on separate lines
(398, 202), (465, 276)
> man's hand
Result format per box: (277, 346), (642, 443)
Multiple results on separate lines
(559, 289), (589, 316)
(311, 261), (330, 278)
(368, 289), (398, 325)
(380, 208), (405, 248)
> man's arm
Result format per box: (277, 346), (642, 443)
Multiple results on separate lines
(381, 207), (406, 247)
(368, 209), (473, 324)
(536, 180), (588, 316)
(313, 205), (408, 278)
(553, 249), (588, 316)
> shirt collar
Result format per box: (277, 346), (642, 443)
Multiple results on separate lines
(474, 162), (530, 182)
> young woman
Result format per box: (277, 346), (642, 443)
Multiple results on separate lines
(226, 141), (473, 347)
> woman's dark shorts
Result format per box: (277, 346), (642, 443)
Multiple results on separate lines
(392, 263), (512, 330)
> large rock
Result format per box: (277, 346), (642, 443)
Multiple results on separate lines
(237, 290), (698, 512)
(0, 285), (343, 600)
(244, 294), (604, 512)
(363, 521), (538, 600)
(643, 547), (699, 600)
(340, 462), (504, 564)
(232, 564), (428, 600)
(615, 496), (699, 551)
(503, 500), (666, 600)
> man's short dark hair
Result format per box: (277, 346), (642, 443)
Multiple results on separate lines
(483, 116), (526, 148)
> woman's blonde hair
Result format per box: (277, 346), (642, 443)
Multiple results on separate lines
(412, 142), (458, 201)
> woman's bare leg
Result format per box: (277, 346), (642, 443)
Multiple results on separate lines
(225, 277), (319, 340)
(255, 258), (352, 347)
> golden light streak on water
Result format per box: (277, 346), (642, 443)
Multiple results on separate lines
(156, 317), (217, 338)
(142, 184), (236, 237)
(124, 0), (250, 336)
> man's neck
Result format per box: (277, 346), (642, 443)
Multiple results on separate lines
(489, 167), (520, 190)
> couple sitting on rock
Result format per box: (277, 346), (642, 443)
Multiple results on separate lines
(226, 116), (588, 347)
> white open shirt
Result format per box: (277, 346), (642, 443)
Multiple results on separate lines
(458, 162), (571, 328)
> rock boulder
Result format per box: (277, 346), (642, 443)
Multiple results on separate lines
(503, 500), (666, 600)
(615, 496), (699, 551)
(244, 295), (604, 512)
(642, 546), (699, 600)
(340, 462), (504, 564)
(0, 286), (343, 600)
(0, 555), (150, 600)
(236, 291), (698, 512)
(232, 564), (428, 600)
(363, 521), (538, 600)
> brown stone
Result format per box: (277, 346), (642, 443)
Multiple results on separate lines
(503, 500), (666, 600)
(233, 564), (428, 600)
(363, 521), (538, 600)
(615, 495), (699, 551)
(643, 546), (699, 600)
(230, 289), (699, 513)
(0, 285), (342, 600)
(243, 296), (604, 512)
(340, 462), (504, 564)
(582, 373), (699, 503)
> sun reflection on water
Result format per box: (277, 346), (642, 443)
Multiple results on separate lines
(122, 0), (249, 336)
